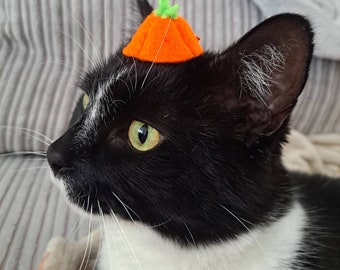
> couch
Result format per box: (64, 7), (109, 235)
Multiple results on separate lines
(0, 0), (339, 269)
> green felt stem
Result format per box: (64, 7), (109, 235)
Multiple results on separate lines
(155, 0), (179, 19)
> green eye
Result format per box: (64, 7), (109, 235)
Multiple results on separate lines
(128, 120), (160, 152)
(83, 93), (89, 109)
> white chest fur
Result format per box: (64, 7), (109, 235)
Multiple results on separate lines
(98, 202), (306, 270)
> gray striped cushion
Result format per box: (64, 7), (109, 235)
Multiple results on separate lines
(292, 58), (340, 133)
(0, 0), (339, 153)
(0, 156), (92, 269)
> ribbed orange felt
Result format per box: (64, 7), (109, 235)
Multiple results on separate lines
(122, 13), (204, 63)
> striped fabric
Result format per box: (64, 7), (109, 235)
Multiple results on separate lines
(0, 1), (339, 270)
(0, 156), (92, 270)
(292, 58), (340, 133)
(0, 0), (339, 153)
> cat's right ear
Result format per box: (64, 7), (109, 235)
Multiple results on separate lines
(123, 0), (153, 42)
(208, 14), (314, 145)
(128, 0), (153, 34)
(136, 0), (153, 21)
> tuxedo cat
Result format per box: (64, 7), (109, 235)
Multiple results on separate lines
(47, 0), (340, 269)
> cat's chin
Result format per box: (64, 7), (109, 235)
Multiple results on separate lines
(49, 171), (69, 198)
(50, 173), (124, 219)
(49, 173), (91, 215)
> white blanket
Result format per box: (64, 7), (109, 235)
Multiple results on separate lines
(283, 130), (340, 177)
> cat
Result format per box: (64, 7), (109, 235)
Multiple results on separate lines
(47, 0), (340, 269)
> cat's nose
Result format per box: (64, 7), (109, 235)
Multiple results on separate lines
(47, 138), (74, 175)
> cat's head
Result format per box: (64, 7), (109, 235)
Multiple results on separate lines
(47, 0), (313, 245)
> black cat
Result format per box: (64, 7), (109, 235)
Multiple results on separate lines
(47, 1), (340, 269)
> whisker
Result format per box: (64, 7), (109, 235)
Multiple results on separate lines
(21, 131), (51, 146)
(73, 14), (103, 66)
(220, 204), (268, 257)
(0, 125), (53, 143)
(38, 61), (84, 74)
(6, 166), (50, 173)
(132, 57), (138, 92)
(111, 192), (141, 222)
(140, 72), (162, 94)
(98, 200), (114, 270)
(141, 18), (172, 90)
(116, 78), (134, 99)
(109, 209), (143, 270)
(113, 55), (135, 97)
(103, 7), (109, 59)
(90, 228), (102, 270)
(57, 29), (97, 68)
(184, 222), (202, 269)
(14, 158), (48, 161)
(0, 151), (47, 158)
(90, 74), (132, 94)
(79, 207), (93, 270)
(147, 218), (173, 229)
(64, 213), (83, 241)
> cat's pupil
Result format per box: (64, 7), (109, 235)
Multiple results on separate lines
(138, 125), (148, 144)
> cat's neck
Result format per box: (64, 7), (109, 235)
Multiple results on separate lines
(98, 201), (307, 270)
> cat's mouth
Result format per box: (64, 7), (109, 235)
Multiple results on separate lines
(52, 171), (140, 222)
(46, 141), (134, 218)
(57, 175), (104, 213)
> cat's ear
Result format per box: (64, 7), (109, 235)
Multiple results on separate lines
(213, 14), (313, 145)
(124, 0), (153, 41)
(136, 0), (153, 21)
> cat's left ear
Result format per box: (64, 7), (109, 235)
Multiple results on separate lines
(213, 14), (313, 145)
(129, 0), (153, 31)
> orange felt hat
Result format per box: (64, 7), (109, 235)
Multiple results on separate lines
(122, 0), (204, 63)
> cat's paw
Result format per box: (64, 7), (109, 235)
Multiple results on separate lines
(38, 230), (101, 270)
(38, 237), (72, 270)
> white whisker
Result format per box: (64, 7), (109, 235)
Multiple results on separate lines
(73, 14), (103, 66)
(109, 209), (143, 270)
(220, 204), (268, 257)
(6, 166), (50, 173)
(14, 158), (48, 161)
(21, 131), (51, 146)
(98, 200), (114, 270)
(38, 60), (84, 74)
(140, 72), (162, 95)
(184, 222), (202, 269)
(57, 29), (97, 68)
(0, 151), (47, 158)
(104, 7), (108, 59)
(0, 125), (53, 143)
(132, 57), (138, 93)
(147, 218), (173, 229)
(90, 228), (102, 270)
(64, 213), (83, 241)
(79, 207), (93, 270)
(141, 18), (172, 90)
(114, 55), (135, 98)
(111, 192), (141, 222)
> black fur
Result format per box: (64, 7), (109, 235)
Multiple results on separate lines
(292, 173), (340, 269)
(47, 1), (340, 268)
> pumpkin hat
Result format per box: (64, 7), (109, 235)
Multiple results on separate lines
(122, 0), (204, 63)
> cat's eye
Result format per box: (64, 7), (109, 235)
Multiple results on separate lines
(128, 120), (160, 152)
(83, 93), (89, 109)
